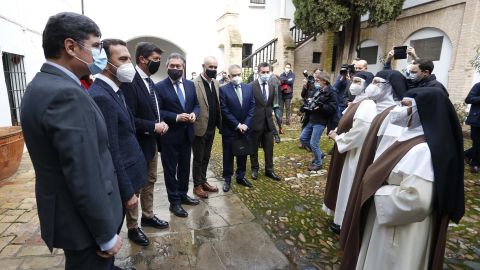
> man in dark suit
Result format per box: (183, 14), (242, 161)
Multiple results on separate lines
(155, 53), (200, 217)
(88, 39), (148, 233)
(219, 64), (256, 192)
(192, 56), (221, 199)
(121, 42), (169, 246)
(249, 62), (281, 181)
(20, 12), (123, 269)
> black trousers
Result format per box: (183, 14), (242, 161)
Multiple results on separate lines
(250, 128), (274, 173)
(466, 125), (480, 166)
(192, 130), (215, 186)
(160, 132), (192, 205)
(64, 246), (113, 270)
(222, 135), (247, 181)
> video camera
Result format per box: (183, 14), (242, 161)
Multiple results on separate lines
(339, 64), (355, 76)
(302, 88), (328, 112)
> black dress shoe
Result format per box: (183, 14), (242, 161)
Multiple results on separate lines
(274, 134), (281, 144)
(223, 181), (231, 192)
(141, 216), (169, 229)
(181, 195), (200, 205)
(265, 171), (281, 181)
(236, 178), (253, 188)
(329, 222), (341, 234)
(128, 227), (149, 246)
(251, 170), (258, 180)
(169, 204), (188, 217)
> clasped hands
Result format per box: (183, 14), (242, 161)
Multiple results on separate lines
(238, 123), (248, 134)
(176, 113), (196, 123)
(328, 129), (338, 140)
(154, 121), (169, 135)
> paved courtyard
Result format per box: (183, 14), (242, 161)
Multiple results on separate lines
(0, 153), (290, 270)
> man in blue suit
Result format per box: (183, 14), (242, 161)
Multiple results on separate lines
(121, 42), (169, 246)
(219, 64), (256, 192)
(156, 53), (200, 217)
(88, 39), (147, 268)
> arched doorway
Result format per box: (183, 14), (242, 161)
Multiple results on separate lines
(397, 28), (452, 87)
(126, 36), (187, 83)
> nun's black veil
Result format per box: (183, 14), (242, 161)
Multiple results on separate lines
(406, 87), (464, 223)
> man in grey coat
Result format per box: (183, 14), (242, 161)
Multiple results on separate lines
(21, 12), (123, 269)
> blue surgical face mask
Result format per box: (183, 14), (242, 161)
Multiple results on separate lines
(74, 44), (108, 75)
(314, 82), (321, 89)
(260, 73), (270, 83)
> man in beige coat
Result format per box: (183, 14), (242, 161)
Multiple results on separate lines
(192, 56), (222, 198)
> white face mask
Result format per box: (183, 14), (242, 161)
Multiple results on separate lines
(285, 67), (291, 73)
(389, 105), (410, 127)
(349, 83), (364, 95)
(365, 84), (383, 100)
(116, 63), (136, 83)
(231, 76), (242, 86)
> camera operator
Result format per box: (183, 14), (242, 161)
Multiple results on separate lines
(299, 72), (338, 171)
(299, 69), (321, 130)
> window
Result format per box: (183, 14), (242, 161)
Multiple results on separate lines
(312, 52), (321, 64)
(250, 0), (265, 4)
(410, 36), (443, 61)
(2, 53), (27, 126)
(358, 46), (378, 64)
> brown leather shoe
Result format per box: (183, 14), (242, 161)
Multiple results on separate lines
(193, 185), (208, 198)
(202, 182), (219, 192)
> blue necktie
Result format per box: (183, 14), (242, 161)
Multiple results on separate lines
(175, 81), (186, 110)
(262, 82), (267, 103)
(145, 78), (160, 122)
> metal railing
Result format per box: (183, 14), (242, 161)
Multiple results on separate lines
(290, 25), (315, 47)
(241, 38), (277, 81)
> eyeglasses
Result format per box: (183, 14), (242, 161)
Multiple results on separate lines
(75, 40), (104, 54)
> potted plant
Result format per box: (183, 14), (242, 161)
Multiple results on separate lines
(0, 126), (24, 180)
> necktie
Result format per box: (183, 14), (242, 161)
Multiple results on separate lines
(174, 81), (186, 110)
(261, 82), (267, 103)
(234, 85), (242, 106)
(145, 78), (160, 122)
(117, 89), (127, 109)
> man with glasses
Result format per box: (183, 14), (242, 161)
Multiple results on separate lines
(122, 42), (169, 246)
(21, 12), (123, 269)
(219, 64), (256, 192)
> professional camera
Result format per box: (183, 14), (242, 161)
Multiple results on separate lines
(303, 70), (315, 84)
(302, 89), (327, 111)
(339, 64), (355, 75)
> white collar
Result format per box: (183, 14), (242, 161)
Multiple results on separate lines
(135, 65), (149, 79)
(397, 125), (424, 142)
(96, 74), (120, 92)
(170, 78), (183, 85)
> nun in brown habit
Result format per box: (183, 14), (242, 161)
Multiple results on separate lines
(340, 87), (464, 270)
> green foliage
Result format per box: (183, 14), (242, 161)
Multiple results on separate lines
(453, 102), (468, 124)
(471, 45), (480, 73)
(292, 0), (405, 35)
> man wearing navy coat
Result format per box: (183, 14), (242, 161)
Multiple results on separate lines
(121, 42), (169, 246)
(156, 53), (200, 217)
(88, 39), (147, 221)
(219, 64), (256, 192)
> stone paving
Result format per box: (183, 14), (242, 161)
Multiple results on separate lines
(0, 153), (290, 270)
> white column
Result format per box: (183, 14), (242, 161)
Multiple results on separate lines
(280, 0), (287, 18)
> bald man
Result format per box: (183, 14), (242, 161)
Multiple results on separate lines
(354, 60), (368, 72)
(192, 56), (222, 198)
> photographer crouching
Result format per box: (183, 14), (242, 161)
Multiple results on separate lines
(299, 72), (338, 171)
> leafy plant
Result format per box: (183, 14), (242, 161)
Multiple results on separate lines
(471, 45), (480, 73)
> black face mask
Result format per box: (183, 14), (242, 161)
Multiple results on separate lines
(205, 69), (217, 79)
(168, 69), (183, 81)
(147, 60), (161, 75)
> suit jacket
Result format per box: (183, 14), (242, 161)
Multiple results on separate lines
(219, 82), (256, 137)
(155, 78), (200, 144)
(121, 72), (160, 161)
(20, 63), (122, 251)
(89, 78), (148, 202)
(250, 80), (275, 132)
(193, 75), (222, 136)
